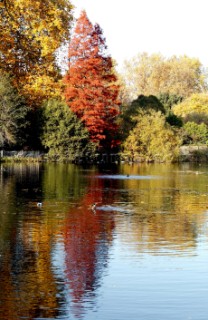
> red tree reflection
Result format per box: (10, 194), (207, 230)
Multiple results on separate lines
(64, 174), (116, 316)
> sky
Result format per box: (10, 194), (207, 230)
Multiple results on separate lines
(72, 0), (208, 70)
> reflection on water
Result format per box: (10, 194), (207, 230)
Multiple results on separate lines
(0, 162), (208, 319)
(95, 174), (161, 180)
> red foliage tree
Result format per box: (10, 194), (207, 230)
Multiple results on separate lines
(64, 10), (120, 149)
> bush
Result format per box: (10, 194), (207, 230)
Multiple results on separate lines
(41, 99), (97, 161)
(121, 110), (182, 162)
(183, 121), (208, 144)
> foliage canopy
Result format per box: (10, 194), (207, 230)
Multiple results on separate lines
(173, 94), (208, 118)
(120, 53), (207, 102)
(65, 10), (120, 149)
(0, 0), (73, 106)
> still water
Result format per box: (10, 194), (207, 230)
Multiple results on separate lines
(0, 162), (208, 320)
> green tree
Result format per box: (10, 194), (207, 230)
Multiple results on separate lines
(41, 99), (96, 161)
(157, 93), (183, 128)
(121, 110), (181, 162)
(130, 95), (165, 113)
(157, 93), (183, 114)
(0, 73), (28, 148)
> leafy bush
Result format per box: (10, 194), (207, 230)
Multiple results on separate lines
(41, 99), (96, 161)
(120, 94), (165, 139)
(121, 110), (182, 162)
(183, 121), (208, 144)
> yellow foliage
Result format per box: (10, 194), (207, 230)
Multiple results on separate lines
(121, 53), (207, 101)
(0, 0), (74, 106)
(173, 93), (208, 117)
(24, 75), (62, 104)
(122, 110), (182, 162)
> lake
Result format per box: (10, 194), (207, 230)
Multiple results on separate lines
(0, 162), (208, 320)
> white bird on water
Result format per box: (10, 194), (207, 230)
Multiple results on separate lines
(37, 202), (42, 207)
(91, 203), (97, 211)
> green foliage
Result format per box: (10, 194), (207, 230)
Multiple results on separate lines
(41, 99), (96, 161)
(130, 95), (166, 113)
(120, 95), (165, 139)
(0, 73), (28, 148)
(183, 122), (208, 144)
(42, 163), (88, 201)
(157, 93), (183, 114)
(166, 113), (183, 128)
(121, 110), (182, 162)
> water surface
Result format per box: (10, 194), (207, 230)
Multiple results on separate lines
(0, 162), (208, 319)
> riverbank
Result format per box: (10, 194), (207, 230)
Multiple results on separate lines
(179, 145), (208, 162)
(0, 150), (45, 162)
(1, 146), (208, 163)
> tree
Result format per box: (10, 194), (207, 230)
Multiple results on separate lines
(129, 95), (165, 114)
(120, 53), (207, 101)
(165, 56), (207, 97)
(0, 0), (73, 106)
(0, 73), (28, 148)
(157, 93), (183, 114)
(120, 95), (165, 139)
(121, 110), (181, 162)
(64, 10), (120, 150)
(121, 53), (166, 101)
(173, 93), (208, 118)
(41, 99), (96, 161)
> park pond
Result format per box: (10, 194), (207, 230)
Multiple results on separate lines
(0, 162), (208, 320)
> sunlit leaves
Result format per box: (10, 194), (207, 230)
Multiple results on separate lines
(121, 110), (181, 162)
(183, 122), (208, 145)
(0, 0), (73, 106)
(173, 93), (208, 118)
